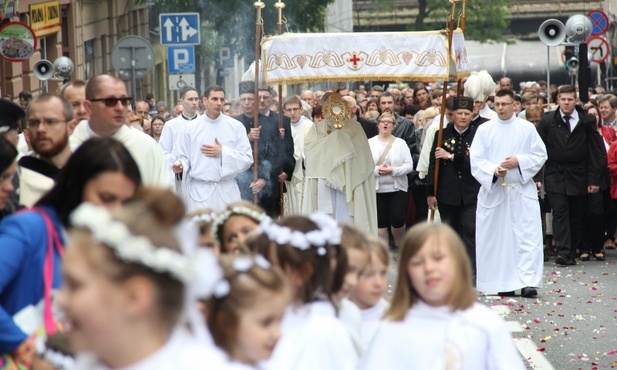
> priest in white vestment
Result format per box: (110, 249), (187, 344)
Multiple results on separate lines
(302, 92), (377, 235)
(470, 89), (547, 297)
(172, 85), (252, 212)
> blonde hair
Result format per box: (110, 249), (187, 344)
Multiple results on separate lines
(366, 235), (389, 267)
(71, 188), (186, 330)
(385, 223), (475, 321)
(364, 110), (379, 120)
(206, 254), (287, 356)
(417, 107), (439, 128)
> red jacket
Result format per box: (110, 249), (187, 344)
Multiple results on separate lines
(607, 140), (617, 198)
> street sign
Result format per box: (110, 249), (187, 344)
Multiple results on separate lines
(111, 36), (155, 100)
(587, 36), (610, 64)
(167, 46), (195, 73)
(216, 45), (235, 68)
(169, 74), (196, 91)
(159, 13), (200, 46)
(587, 9), (609, 36)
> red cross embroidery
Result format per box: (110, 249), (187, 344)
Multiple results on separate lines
(348, 53), (363, 69)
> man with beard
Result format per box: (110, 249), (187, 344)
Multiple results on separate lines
(19, 94), (74, 206)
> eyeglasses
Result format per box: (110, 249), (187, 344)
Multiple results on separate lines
(0, 172), (15, 183)
(379, 120), (395, 125)
(89, 97), (133, 107)
(240, 97), (255, 102)
(494, 102), (513, 108)
(27, 119), (68, 128)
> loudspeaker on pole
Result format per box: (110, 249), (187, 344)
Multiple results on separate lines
(539, 19), (566, 46)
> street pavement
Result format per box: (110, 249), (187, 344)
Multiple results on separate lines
(387, 249), (617, 369)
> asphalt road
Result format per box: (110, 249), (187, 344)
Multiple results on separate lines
(387, 249), (617, 369)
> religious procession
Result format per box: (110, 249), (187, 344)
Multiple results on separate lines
(0, 0), (616, 368)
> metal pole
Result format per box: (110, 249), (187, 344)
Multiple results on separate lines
(546, 45), (551, 105)
(130, 47), (137, 101)
(253, 0), (265, 205)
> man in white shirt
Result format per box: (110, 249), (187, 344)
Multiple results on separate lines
(598, 94), (617, 128)
(70, 74), (172, 189)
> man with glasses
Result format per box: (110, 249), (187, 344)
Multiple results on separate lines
(173, 85), (252, 212)
(234, 82), (294, 217)
(470, 89), (547, 298)
(70, 74), (171, 188)
(19, 94), (74, 206)
(159, 87), (201, 181)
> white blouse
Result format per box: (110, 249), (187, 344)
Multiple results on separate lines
(368, 136), (414, 193)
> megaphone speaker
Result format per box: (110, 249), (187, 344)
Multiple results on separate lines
(539, 19), (566, 46)
(33, 60), (54, 80)
(565, 57), (579, 71)
(565, 14), (592, 43)
(53, 57), (74, 79)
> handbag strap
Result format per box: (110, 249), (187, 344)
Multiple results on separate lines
(28, 208), (64, 335)
(376, 136), (396, 166)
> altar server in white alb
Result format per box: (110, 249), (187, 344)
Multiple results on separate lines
(361, 223), (525, 370)
(470, 89), (547, 298)
(70, 75), (172, 189)
(172, 85), (253, 212)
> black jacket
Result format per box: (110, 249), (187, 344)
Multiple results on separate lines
(426, 123), (481, 206)
(536, 106), (605, 196)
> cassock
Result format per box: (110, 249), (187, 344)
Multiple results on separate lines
(70, 121), (172, 189)
(158, 114), (200, 195)
(361, 302), (525, 370)
(260, 301), (357, 370)
(233, 113), (295, 217)
(172, 113), (252, 212)
(302, 118), (377, 235)
(286, 116), (314, 214)
(470, 115), (547, 292)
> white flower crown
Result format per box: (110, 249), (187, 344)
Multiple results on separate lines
(70, 203), (224, 299)
(211, 206), (267, 239)
(190, 212), (219, 224)
(257, 213), (342, 255)
(211, 255), (272, 299)
(35, 338), (74, 370)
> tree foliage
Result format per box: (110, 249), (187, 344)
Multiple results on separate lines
(142, 0), (335, 62)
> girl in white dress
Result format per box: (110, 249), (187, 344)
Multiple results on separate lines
(250, 215), (358, 370)
(350, 236), (389, 352)
(361, 223), (525, 370)
(58, 188), (230, 370)
(205, 254), (290, 369)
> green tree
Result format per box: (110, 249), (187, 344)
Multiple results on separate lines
(353, 0), (510, 43)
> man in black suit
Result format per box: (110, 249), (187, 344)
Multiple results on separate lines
(536, 84), (605, 266)
(426, 97), (482, 273)
(233, 81), (295, 217)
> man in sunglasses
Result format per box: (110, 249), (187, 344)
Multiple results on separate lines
(69, 74), (172, 189)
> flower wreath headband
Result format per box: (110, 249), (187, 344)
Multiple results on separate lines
(211, 206), (267, 239)
(190, 212), (219, 224)
(257, 213), (342, 256)
(70, 203), (224, 299)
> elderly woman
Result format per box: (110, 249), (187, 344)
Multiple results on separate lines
(368, 112), (414, 249)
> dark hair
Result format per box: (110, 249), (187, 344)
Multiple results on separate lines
(204, 85), (225, 99)
(378, 91), (394, 105)
(36, 137), (142, 226)
(180, 87), (199, 99)
(312, 104), (324, 120)
(401, 105), (420, 117)
(495, 89), (515, 100)
(557, 84), (576, 96)
(0, 136), (17, 173)
(18, 91), (32, 101)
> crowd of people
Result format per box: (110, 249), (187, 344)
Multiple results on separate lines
(0, 68), (610, 369)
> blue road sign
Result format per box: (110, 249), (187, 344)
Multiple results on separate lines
(587, 9), (609, 36)
(215, 45), (235, 69)
(167, 46), (195, 73)
(160, 13), (200, 46)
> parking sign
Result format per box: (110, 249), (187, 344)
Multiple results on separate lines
(167, 46), (195, 73)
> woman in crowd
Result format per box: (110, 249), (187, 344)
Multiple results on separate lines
(368, 112), (413, 250)
(150, 115), (166, 142)
(127, 112), (144, 132)
(0, 137), (141, 368)
(411, 83), (432, 110)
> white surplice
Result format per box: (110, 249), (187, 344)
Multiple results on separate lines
(361, 302), (525, 370)
(70, 122), (173, 189)
(286, 116), (313, 214)
(358, 299), (387, 353)
(71, 327), (232, 370)
(158, 114), (199, 196)
(260, 301), (357, 370)
(470, 115), (547, 292)
(172, 113), (252, 212)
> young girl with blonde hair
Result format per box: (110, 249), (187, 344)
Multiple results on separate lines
(205, 254), (290, 369)
(59, 188), (230, 369)
(361, 223), (524, 370)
